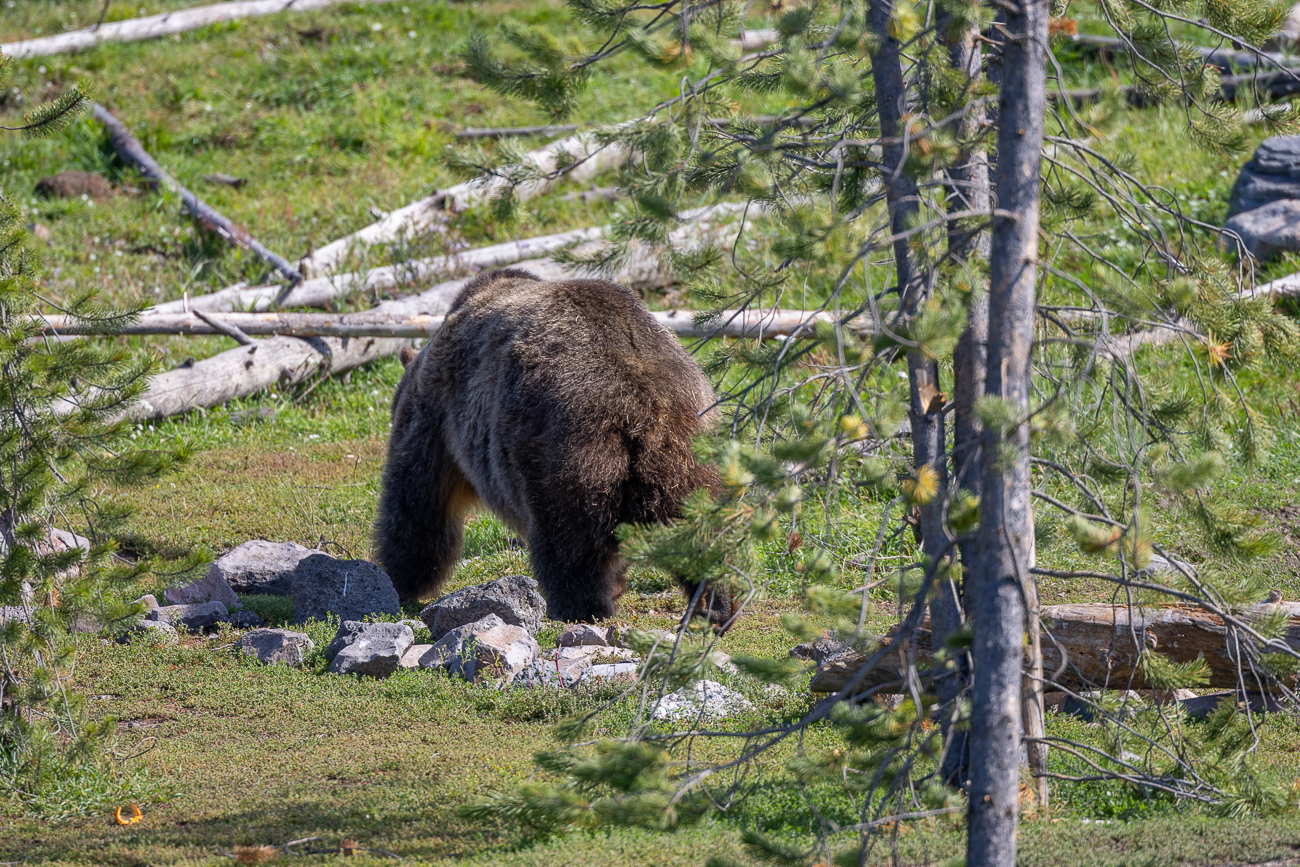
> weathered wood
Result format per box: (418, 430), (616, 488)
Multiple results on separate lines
(456, 125), (579, 139)
(1, 0), (399, 59)
(1063, 33), (1300, 71)
(39, 306), (862, 341)
(810, 603), (1300, 694)
(297, 130), (632, 277)
(93, 104), (303, 290)
(97, 207), (763, 421)
(1053, 69), (1300, 108)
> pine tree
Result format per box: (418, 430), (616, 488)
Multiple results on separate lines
(0, 55), (192, 816)
(453, 0), (1300, 861)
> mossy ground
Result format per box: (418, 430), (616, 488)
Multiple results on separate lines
(8, 1), (1300, 864)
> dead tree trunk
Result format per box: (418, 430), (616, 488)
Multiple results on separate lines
(1, 0), (399, 59)
(937, 5), (992, 791)
(93, 104), (303, 290)
(967, 0), (1050, 860)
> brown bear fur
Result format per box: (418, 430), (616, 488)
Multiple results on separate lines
(373, 268), (732, 624)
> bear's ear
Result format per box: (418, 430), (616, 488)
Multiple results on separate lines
(399, 346), (418, 368)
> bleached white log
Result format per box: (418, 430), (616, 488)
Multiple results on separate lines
(296, 131), (632, 277)
(1, 0), (400, 59)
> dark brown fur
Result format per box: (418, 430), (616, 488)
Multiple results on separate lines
(374, 269), (731, 624)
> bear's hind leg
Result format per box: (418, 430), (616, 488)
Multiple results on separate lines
(374, 432), (479, 602)
(676, 578), (736, 632)
(528, 526), (624, 623)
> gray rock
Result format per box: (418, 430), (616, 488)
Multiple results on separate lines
(1221, 198), (1300, 262)
(558, 624), (610, 647)
(421, 614), (539, 683)
(0, 606), (31, 625)
(212, 540), (321, 597)
(239, 628), (314, 667)
(164, 570), (240, 609)
(226, 609), (264, 629)
(1228, 135), (1300, 217)
(328, 622), (414, 678)
(399, 643), (434, 669)
(149, 601), (228, 632)
(118, 619), (178, 644)
(291, 555), (401, 624)
(518, 645), (637, 687)
(581, 661), (640, 682)
(421, 575), (546, 640)
(791, 634), (853, 666)
(650, 680), (754, 722)
(132, 594), (160, 612)
(325, 620), (366, 659)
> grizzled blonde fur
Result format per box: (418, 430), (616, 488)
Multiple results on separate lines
(373, 268), (730, 624)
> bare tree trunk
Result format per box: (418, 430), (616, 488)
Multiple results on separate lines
(867, 0), (949, 576)
(967, 0), (1050, 862)
(938, 9), (991, 790)
(1, 0), (399, 59)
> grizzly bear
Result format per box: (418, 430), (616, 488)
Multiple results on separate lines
(373, 268), (731, 625)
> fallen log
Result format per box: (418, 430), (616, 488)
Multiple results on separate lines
(94, 104), (303, 290)
(1, 0), (399, 59)
(456, 125), (579, 139)
(809, 602), (1300, 694)
(149, 202), (746, 315)
(98, 205), (762, 420)
(1063, 32), (1300, 71)
(297, 130), (632, 277)
(1052, 69), (1300, 108)
(38, 306), (861, 341)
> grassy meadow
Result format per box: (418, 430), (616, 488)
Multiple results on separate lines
(9, 0), (1300, 864)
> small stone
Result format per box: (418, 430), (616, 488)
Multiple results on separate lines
(517, 646), (639, 688)
(164, 570), (240, 609)
(557, 624), (610, 647)
(0, 606), (32, 625)
(650, 680), (754, 722)
(239, 628), (314, 667)
(212, 540), (321, 597)
(328, 622), (414, 678)
(117, 619), (178, 644)
(421, 575), (546, 640)
(399, 644), (434, 669)
(27, 222), (52, 242)
(132, 594), (160, 612)
(149, 601), (228, 632)
(581, 661), (639, 682)
(790, 633), (853, 666)
(421, 614), (539, 683)
(226, 609), (264, 629)
(291, 555), (401, 624)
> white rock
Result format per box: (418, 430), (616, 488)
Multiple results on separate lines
(399, 643), (434, 669)
(557, 624), (610, 647)
(650, 680), (754, 722)
(421, 614), (539, 683)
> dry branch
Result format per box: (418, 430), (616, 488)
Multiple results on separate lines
(297, 131), (632, 277)
(39, 306), (852, 340)
(1, 0), (399, 59)
(456, 125), (579, 139)
(809, 602), (1300, 693)
(94, 104), (303, 289)
(1063, 33), (1300, 71)
(1053, 68), (1300, 107)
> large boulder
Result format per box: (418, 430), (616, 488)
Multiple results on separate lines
(164, 570), (240, 608)
(291, 555), (401, 624)
(149, 601), (228, 632)
(421, 614), (539, 683)
(1228, 136), (1300, 217)
(328, 622), (414, 678)
(239, 628), (314, 667)
(1221, 199), (1300, 262)
(211, 540), (321, 597)
(420, 575), (546, 640)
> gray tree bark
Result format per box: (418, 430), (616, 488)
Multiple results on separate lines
(966, 0), (1050, 861)
(937, 7), (992, 790)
